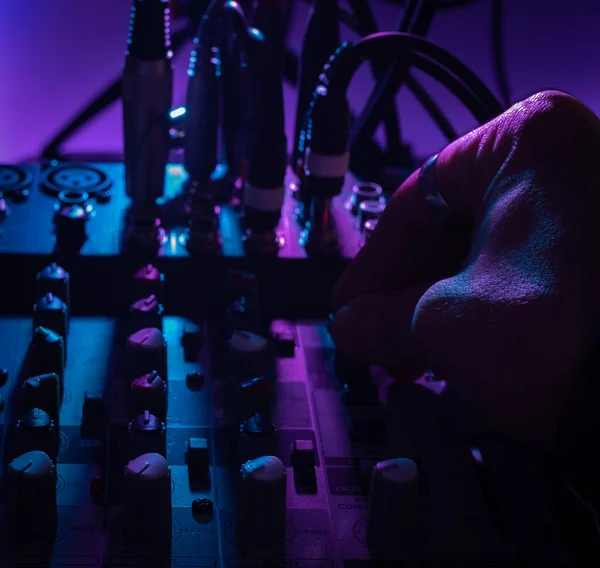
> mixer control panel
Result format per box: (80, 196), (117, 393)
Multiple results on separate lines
(0, 263), (592, 567)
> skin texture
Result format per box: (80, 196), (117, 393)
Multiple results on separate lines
(332, 91), (600, 448)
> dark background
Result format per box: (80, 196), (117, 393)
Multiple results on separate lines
(0, 0), (597, 163)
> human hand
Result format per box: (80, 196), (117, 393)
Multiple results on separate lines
(332, 91), (600, 448)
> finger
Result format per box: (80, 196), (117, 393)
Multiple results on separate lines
(411, 99), (600, 445)
(331, 284), (432, 380)
(333, 90), (592, 312)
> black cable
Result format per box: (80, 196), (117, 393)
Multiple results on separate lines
(404, 74), (458, 141)
(41, 18), (194, 160)
(491, 0), (511, 107)
(326, 33), (502, 123)
(356, 33), (503, 117)
(347, 0), (404, 164)
(349, 0), (437, 153)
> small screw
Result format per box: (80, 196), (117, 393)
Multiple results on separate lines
(0, 369), (8, 386)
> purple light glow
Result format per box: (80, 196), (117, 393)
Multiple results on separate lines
(1, 0), (598, 162)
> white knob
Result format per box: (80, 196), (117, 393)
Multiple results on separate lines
(123, 453), (172, 546)
(237, 456), (287, 549)
(366, 458), (419, 555)
(228, 330), (270, 382)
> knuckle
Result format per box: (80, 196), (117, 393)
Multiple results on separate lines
(512, 90), (595, 138)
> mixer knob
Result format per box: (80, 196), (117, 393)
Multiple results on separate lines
(228, 330), (270, 382)
(126, 328), (167, 378)
(237, 455), (287, 549)
(30, 326), (65, 401)
(15, 408), (59, 458)
(357, 200), (386, 230)
(348, 182), (385, 215)
(22, 373), (60, 422)
(123, 453), (172, 547)
(54, 202), (92, 248)
(33, 293), (68, 353)
(127, 410), (166, 459)
(132, 264), (165, 303)
(130, 371), (167, 419)
(366, 458), (420, 556)
(36, 263), (70, 314)
(130, 295), (164, 332)
(8, 451), (57, 543)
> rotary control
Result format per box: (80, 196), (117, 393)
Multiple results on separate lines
(15, 408), (58, 458)
(8, 451), (58, 543)
(54, 199), (93, 248)
(22, 373), (60, 423)
(130, 295), (164, 332)
(366, 458), (420, 556)
(228, 330), (270, 383)
(122, 453), (172, 547)
(33, 293), (68, 354)
(132, 264), (165, 303)
(30, 327), (65, 400)
(130, 371), (167, 419)
(127, 410), (166, 459)
(36, 263), (71, 314)
(126, 328), (167, 378)
(237, 456), (287, 549)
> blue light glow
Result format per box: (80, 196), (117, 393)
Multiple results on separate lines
(169, 107), (186, 119)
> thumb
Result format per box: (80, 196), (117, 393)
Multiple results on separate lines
(331, 284), (432, 380)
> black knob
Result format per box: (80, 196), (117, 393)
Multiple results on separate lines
(22, 373), (60, 423)
(126, 327), (167, 379)
(130, 371), (167, 419)
(30, 327), (65, 401)
(54, 202), (92, 247)
(15, 408), (58, 458)
(122, 453), (172, 547)
(132, 264), (165, 303)
(130, 295), (164, 332)
(33, 293), (68, 354)
(127, 410), (166, 459)
(36, 263), (70, 312)
(8, 451), (57, 543)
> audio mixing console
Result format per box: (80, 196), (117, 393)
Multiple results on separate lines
(1, 161), (600, 567)
(0, 162), (599, 567)
(0, 260), (594, 568)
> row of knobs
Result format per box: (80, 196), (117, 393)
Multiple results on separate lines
(7, 263), (71, 543)
(6, 264), (419, 553)
(120, 265), (171, 547)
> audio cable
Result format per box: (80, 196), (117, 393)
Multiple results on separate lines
(300, 32), (503, 254)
